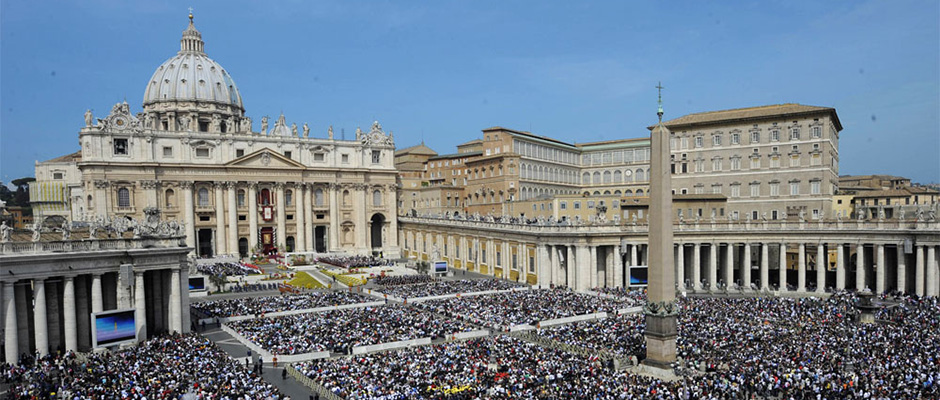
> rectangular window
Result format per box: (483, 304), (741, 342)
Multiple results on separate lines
(750, 183), (760, 197)
(574, 201), (581, 210)
(812, 126), (821, 138)
(587, 200), (595, 209)
(731, 133), (740, 144)
(811, 154), (822, 166)
(163, 146), (173, 157)
(790, 128), (800, 140)
(790, 155), (800, 167)
(712, 158), (722, 171)
(694, 186), (704, 194)
(770, 182), (780, 197)
(496, 250), (502, 266)
(750, 157), (760, 169)
(235, 149), (245, 157)
(53, 172), (64, 180)
(284, 151), (292, 159)
(114, 138), (128, 155)
(372, 150), (381, 164)
(341, 154), (349, 164)
(560, 201), (567, 210)
(195, 148), (209, 158)
(771, 130), (780, 142)
(695, 136), (704, 148)
(731, 157), (741, 170)
(711, 185), (721, 194)
(790, 181), (800, 195)
(731, 185), (740, 198)
(314, 153), (324, 161)
(751, 132), (760, 143)
(712, 135), (721, 146)
(811, 181), (821, 195)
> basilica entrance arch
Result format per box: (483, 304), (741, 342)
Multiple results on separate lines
(371, 214), (385, 249)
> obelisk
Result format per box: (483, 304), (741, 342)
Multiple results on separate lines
(643, 82), (678, 369)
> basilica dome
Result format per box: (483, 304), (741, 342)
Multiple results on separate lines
(142, 15), (244, 114)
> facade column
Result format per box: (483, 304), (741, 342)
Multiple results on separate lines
(876, 243), (885, 294)
(630, 244), (638, 267)
(816, 243), (826, 293)
(577, 245), (591, 291)
(295, 184), (306, 253)
(134, 271), (147, 341)
(549, 245), (559, 285)
(743, 243), (752, 290)
(91, 273), (103, 314)
(275, 183), (286, 250)
(537, 245), (549, 287)
(723, 244), (733, 289)
(606, 246), (616, 288)
(836, 244), (846, 290)
(519, 243), (528, 283)
(693, 243), (702, 291)
(779, 243), (787, 291)
(94, 181), (109, 218)
(169, 268), (181, 333)
(3, 282), (17, 364)
(915, 245), (925, 296)
(33, 278), (48, 356)
(386, 185), (399, 249)
(897, 244), (907, 293)
(928, 245), (938, 297)
(708, 242), (718, 291)
(760, 242), (770, 291)
(304, 184), (314, 251)
(856, 244), (867, 292)
(214, 182), (226, 255)
(357, 185), (368, 251)
(797, 243), (806, 292)
(248, 182), (258, 251)
(676, 244), (685, 291)
(63, 276), (77, 352)
(328, 184), (340, 251)
(226, 182), (238, 257)
(182, 181), (195, 250)
(590, 246), (598, 289)
(567, 246), (576, 288)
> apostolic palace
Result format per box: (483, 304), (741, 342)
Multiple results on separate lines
(1, 13), (939, 370)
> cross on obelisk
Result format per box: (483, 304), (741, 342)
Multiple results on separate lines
(643, 81), (678, 370)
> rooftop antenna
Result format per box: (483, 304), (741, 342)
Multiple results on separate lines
(656, 81), (665, 123)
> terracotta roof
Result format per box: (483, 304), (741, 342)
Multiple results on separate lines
(41, 150), (82, 164)
(650, 103), (841, 131)
(853, 188), (939, 198)
(457, 139), (483, 147)
(429, 151), (482, 160)
(482, 126), (575, 148)
(394, 143), (438, 156)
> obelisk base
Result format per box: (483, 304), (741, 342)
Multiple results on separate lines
(643, 314), (677, 369)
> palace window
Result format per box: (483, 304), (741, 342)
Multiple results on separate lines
(197, 188), (210, 206)
(750, 131), (760, 143)
(812, 126), (821, 138)
(694, 136), (704, 148)
(117, 188), (130, 208)
(790, 128), (801, 140)
(811, 180), (821, 195)
(790, 181), (800, 196)
(731, 133), (740, 145)
(770, 130), (780, 142)
(712, 135), (722, 146)
(750, 183), (760, 197)
(730, 184), (741, 198)
(237, 190), (246, 207)
(285, 190), (293, 206)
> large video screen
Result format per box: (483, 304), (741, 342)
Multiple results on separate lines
(92, 309), (137, 347)
(434, 261), (447, 273)
(189, 276), (206, 291)
(629, 266), (648, 286)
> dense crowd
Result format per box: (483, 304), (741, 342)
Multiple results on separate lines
(191, 290), (374, 318)
(317, 255), (391, 268)
(196, 261), (260, 277)
(293, 293), (939, 399)
(379, 278), (526, 299)
(2, 333), (283, 399)
(414, 288), (640, 329)
(591, 286), (648, 303)
(228, 305), (474, 355)
(371, 274), (434, 286)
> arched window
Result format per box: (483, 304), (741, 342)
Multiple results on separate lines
(236, 189), (246, 207)
(614, 170), (622, 183)
(285, 190), (293, 206)
(625, 189), (634, 196)
(87, 195), (93, 209)
(636, 189), (644, 196)
(260, 188), (271, 205)
(635, 168), (645, 182)
(582, 172), (590, 184)
(314, 188), (324, 206)
(165, 189), (175, 207)
(373, 190), (382, 206)
(342, 190), (350, 206)
(593, 172), (600, 184)
(197, 188), (209, 206)
(603, 171), (612, 184)
(117, 188), (130, 208)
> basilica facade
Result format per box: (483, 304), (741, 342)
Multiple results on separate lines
(34, 15), (399, 257)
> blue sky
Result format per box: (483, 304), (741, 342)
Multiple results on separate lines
(2, 0), (938, 184)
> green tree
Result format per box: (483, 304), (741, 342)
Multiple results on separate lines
(10, 177), (35, 209)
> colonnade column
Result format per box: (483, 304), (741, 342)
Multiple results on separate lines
(723, 244), (733, 289)
(630, 244), (638, 267)
(386, 186), (399, 249)
(303, 184), (314, 251)
(708, 242), (717, 291)
(693, 243), (702, 291)
(275, 183), (286, 250)
(134, 271), (147, 341)
(578, 245), (592, 291)
(226, 182), (238, 257)
(214, 182), (226, 255)
(248, 182), (258, 251)
(779, 243), (787, 291)
(91, 273), (103, 314)
(676, 244), (685, 291)
(614, 246), (624, 288)
(169, 268), (181, 333)
(797, 243), (806, 292)
(295, 184), (306, 253)
(549, 245), (559, 285)
(567, 246), (576, 288)
(742, 242), (752, 291)
(876, 243), (885, 294)
(816, 244), (826, 293)
(182, 182), (195, 250)
(836, 244), (846, 290)
(356, 185), (368, 251)
(590, 246), (598, 288)
(915, 245), (925, 296)
(897, 244), (907, 293)
(760, 243), (770, 291)
(856, 244), (867, 291)
(3, 282), (17, 364)
(33, 278), (48, 356)
(328, 184), (339, 251)
(63, 276), (77, 352)
(928, 245), (938, 297)
(537, 245), (549, 287)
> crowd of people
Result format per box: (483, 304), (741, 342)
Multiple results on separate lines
(414, 288), (639, 330)
(292, 293), (940, 399)
(379, 278), (526, 299)
(228, 305), (474, 355)
(191, 291), (374, 318)
(196, 261), (260, 277)
(591, 286), (648, 303)
(371, 274), (435, 286)
(316, 255), (392, 268)
(2, 333), (283, 399)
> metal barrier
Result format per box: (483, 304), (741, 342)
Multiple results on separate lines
(286, 363), (344, 400)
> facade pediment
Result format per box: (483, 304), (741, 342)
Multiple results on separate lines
(225, 148), (305, 169)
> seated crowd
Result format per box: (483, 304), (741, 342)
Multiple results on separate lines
(371, 274), (434, 286)
(2, 333), (282, 399)
(316, 255), (391, 268)
(191, 290), (374, 318)
(228, 305), (474, 355)
(196, 261), (259, 277)
(414, 288), (639, 330)
(379, 278), (526, 299)
(591, 286), (648, 303)
(536, 313), (646, 359)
